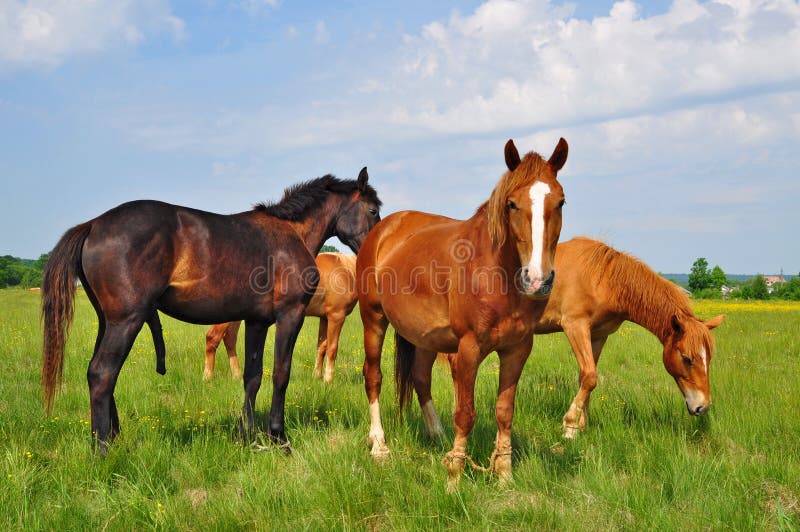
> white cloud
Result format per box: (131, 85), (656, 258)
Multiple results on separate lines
(0, 0), (186, 69)
(390, 0), (800, 134)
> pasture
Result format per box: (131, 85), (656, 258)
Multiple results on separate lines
(1, 289), (798, 530)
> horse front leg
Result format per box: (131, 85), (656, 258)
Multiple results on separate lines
(562, 322), (599, 439)
(223, 321), (242, 379)
(412, 349), (443, 439)
(204, 323), (227, 382)
(268, 305), (305, 448)
(240, 320), (268, 441)
(493, 336), (533, 484)
(578, 335), (608, 430)
(445, 335), (481, 491)
(312, 317), (328, 380)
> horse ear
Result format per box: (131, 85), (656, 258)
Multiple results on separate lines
(548, 137), (569, 173)
(705, 314), (726, 330)
(505, 139), (521, 172)
(671, 314), (684, 335)
(357, 167), (369, 191)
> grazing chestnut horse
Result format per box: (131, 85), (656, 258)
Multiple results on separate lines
(358, 138), (568, 488)
(204, 252), (358, 383)
(414, 237), (726, 440)
(41, 170), (381, 452)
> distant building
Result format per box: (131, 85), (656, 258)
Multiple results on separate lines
(764, 275), (786, 294)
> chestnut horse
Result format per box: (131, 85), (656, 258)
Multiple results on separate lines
(358, 138), (568, 488)
(414, 237), (726, 440)
(42, 170), (381, 452)
(204, 252), (357, 383)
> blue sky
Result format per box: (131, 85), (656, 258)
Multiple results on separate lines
(1, 0), (798, 274)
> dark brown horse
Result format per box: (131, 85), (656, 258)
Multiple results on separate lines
(357, 138), (568, 488)
(42, 170), (381, 452)
(204, 252), (358, 383)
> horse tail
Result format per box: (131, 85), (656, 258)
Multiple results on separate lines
(394, 331), (416, 413)
(41, 221), (92, 413)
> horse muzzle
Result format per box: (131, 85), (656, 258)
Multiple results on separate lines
(684, 389), (711, 416)
(518, 269), (555, 299)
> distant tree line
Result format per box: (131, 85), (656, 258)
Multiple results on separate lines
(0, 254), (49, 289)
(1, 245), (341, 290)
(686, 257), (800, 300)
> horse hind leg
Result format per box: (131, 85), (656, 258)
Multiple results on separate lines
(87, 316), (145, 454)
(361, 305), (389, 458)
(412, 348), (443, 439)
(322, 313), (346, 383)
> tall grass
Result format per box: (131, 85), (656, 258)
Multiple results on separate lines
(1, 290), (798, 529)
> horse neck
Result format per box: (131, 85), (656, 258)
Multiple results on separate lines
(609, 269), (693, 343)
(466, 207), (521, 272)
(286, 195), (341, 254)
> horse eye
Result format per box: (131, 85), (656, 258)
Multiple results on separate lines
(681, 354), (693, 366)
(369, 207), (378, 216)
(558, 199), (565, 209)
(508, 201), (517, 210)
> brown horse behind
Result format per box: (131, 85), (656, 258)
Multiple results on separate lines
(416, 237), (725, 439)
(358, 138), (569, 488)
(204, 252), (358, 382)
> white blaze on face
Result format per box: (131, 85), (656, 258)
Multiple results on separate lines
(699, 346), (707, 374)
(527, 181), (552, 287)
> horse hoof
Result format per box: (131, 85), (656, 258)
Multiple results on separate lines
(445, 477), (460, 493)
(562, 426), (580, 440)
(202, 372), (212, 382)
(312, 368), (323, 380)
(369, 437), (390, 459)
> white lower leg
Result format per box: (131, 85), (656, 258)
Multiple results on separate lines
(421, 400), (444, 438)
(368, 400), (389, 457)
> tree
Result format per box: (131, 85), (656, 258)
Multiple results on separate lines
(319, 244), (339, 254)
(688, 258), (711, 293)
(751, 274), (769, 300)
(710, 265), (727, 289)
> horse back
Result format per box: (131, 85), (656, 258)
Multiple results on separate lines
(535, 237), (622, 334)
(81, 200), (315, 323)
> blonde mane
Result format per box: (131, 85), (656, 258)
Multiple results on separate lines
(485, 152), (550, 247)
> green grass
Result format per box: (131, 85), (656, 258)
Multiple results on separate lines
(1, 290), (799, 530)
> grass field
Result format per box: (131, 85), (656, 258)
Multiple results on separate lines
(1, 289), (799, 530)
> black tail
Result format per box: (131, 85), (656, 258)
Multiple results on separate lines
(41, 222), (92, 413)
(394, 331), (416, 413)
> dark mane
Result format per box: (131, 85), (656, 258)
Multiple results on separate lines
(254, 174), (381, 221)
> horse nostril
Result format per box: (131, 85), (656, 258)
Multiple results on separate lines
(694, 405), (705, 415)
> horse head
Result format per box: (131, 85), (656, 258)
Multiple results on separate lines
(663, 313), (725, 415)
(488, 138), (568, 298)
(335, 167), (382, 253)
